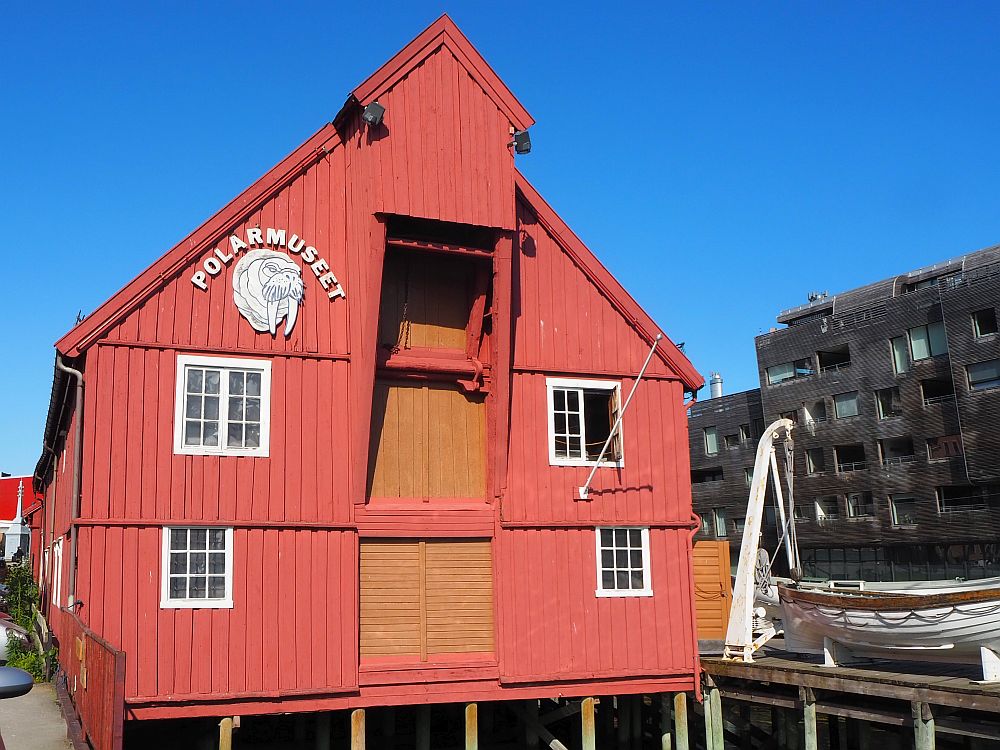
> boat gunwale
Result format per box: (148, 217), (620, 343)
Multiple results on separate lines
(778, 583), (1000, 612)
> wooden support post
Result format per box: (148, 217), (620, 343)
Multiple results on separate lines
(704, 683), (724, 750)
(218, 717), (234, 750)
(525, 700), (539, 750)
(582, 697), (596, 750)
(913, 702), (935, 750)
(826, 715), (840, 750)
(351, 708), (366, 750)
(617, 697), (631, 750)
(800, 687), (817, 750)
(673, 693), (689, 750)
(740, 704), (752, 750)
(316, 712), (331, 750)
(599, 696), (615, 744)
(856, 719), (871, 748)
(466, 703), (478, 750)
(381, 708), (396, 749)
(660, 694), (673, 750)
(417, 706), (431, 750)
(631, 696), (642, 747)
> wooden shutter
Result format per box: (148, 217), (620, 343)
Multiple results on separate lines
(425, 540), (494, 655)
(359, 541), (422, 657)
(368, 381), (486, 499)
(692, 540), (733, 640)
(359, 540), (494, 660)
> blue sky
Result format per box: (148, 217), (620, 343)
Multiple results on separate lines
(2, 2), (999, 475)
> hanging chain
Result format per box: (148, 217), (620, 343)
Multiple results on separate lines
(392, 260), (412, 353)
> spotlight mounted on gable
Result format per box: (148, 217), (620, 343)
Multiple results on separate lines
(510, 129), (531, 154)
(362, 101), (385, 127)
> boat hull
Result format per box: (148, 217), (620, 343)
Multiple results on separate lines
(779, 584), (1000, 662)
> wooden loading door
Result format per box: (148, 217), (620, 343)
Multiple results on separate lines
(692, 540), (733, 640)
(360, 539), (495, 661)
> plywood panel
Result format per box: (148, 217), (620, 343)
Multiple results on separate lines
(368, 382), (486, 499)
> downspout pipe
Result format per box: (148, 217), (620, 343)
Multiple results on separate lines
(55, 354), (84, 609)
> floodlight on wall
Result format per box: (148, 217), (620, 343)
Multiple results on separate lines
(511, 129), (531, 154)
(362, 101), (385, 127)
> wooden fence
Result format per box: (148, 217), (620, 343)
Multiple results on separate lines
(58, 608), (125, 750)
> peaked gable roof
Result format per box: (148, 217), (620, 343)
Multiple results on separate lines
(514, 172), (703, 392)
(339, 14), (533, 131)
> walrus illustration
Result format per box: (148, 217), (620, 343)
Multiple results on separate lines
(232, 249), (305, 337)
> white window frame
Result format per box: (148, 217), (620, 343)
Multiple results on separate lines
(174, 354), (272, 457)
(160, 526), (234, 609)
(546, 378), (624, 468)
(51, 538), (63, 608)
(595, 526), (652, 598)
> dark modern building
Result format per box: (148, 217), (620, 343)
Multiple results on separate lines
(693, 244), (1000, 581)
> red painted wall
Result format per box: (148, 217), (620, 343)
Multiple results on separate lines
(40, 17), (702, 719)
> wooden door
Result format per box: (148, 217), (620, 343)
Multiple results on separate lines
(692, 540), (733, 640)
(359, 539), (494, 661)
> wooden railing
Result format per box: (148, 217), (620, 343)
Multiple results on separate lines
(58, 608), (125, 750)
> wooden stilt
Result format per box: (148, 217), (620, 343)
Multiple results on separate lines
(774, 707), (786, 748)
(525, 700), (539, 750)
(465, 703), (478, 750)
(218, 717), (234, 750)
(800, 687), (817, 750)
(673, 693), (689, 750)
(617, 696), (631, 749)
(582, 697), (597, 750)
(740, 704), (751, 750)
(599, 696), (615, 745)
(631, 696), (642, 748)
(480, 702), (494, 737)
(856, 719), (871, 748)
(913, 702), (935, 750)
(351, 708), (366, 750)
(417, 706), (431, 750)
(826, 715), (839, 750)
(660, 694), (673, 750)
(705, 685), (724, 750)
(316, 712), (331, 750)
(381, 708), (396, 749)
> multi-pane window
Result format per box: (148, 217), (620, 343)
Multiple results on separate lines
(972, 309), (999, 338)
(968, 359), (1000, 392)
(908, 321), (947, 361)
(712, 508), (728, 538)
(547, 379), (622, 466)
(805, 448), (825, 475)
(174, 355), (271, 456)
(161, 527), (233, 608)
(595, 527), (651, 597)
(876, 386), (901, 419)
(739, 423), (752, 442)
(815, 496), (840, 520)
(766, 358), (814, 385)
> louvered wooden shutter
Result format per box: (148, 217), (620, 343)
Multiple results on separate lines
(359, 541), (422, 658)
(425, 540), (494, 655)
(360, 540), (494, 660)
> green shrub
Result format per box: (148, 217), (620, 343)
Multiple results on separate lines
(2, 561), (54, 681)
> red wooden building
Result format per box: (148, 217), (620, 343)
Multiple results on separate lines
(33, 16), (703, 749)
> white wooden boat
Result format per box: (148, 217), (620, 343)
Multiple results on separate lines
(723, 418), (1000, 680)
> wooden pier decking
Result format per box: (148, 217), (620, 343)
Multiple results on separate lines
(699, 645), (1000, 748)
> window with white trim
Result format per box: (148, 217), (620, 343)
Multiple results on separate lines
(546, 378), (623, 466)
(595, 527), (651, 597)
(161, 527), (233, 608)
(174, 355), (271, 456)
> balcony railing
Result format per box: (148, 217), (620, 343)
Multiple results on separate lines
(924, 394), (956, 406)
(882, 455), (918, 467)
(837, 461), (868, 473)
(820, 361), (852, 374)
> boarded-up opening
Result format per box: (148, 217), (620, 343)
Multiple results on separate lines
(692, 540), (733, 640)
(360, 539), (494, 661)
(378, 250), (484, 351)
(368, 380), (486, 499)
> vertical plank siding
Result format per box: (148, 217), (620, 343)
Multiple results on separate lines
(40, 18), (700, 719)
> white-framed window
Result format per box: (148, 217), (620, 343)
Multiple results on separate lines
(833, 391), (860, 419)
(160, 527), (234, 609)
(889, 496), (918, 526)
(174, 355), (272, 456)
(595, 527), (652, 597)
(51, 538), (63, 608)
(546, 378), (623, 467)
(972, 309), (998, 338)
